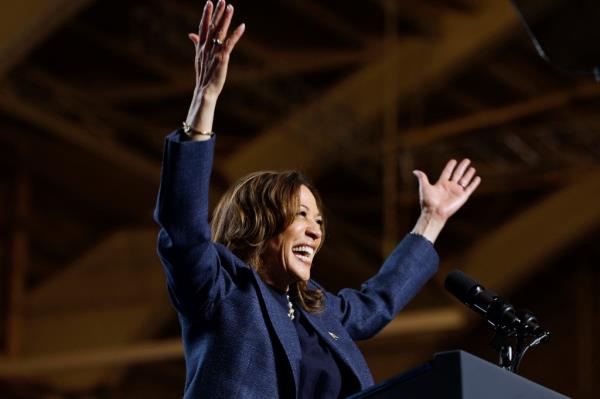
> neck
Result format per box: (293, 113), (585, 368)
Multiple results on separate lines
(258, 257), (291, 292)
(262, 275), (290, 292)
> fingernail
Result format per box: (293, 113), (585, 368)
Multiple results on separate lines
(227, 4), (233, 11)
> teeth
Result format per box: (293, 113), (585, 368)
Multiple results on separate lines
(295, 253), (311, 263)
(292, 245), (314, 256)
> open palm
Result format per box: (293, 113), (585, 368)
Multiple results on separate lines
(188, 0), (245, 100)
(413, 159), (481, 221)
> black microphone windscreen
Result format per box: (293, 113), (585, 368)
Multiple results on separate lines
(444, 269), (479, 303)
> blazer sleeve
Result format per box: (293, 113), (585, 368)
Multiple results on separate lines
(325, 233), (439, 341)
(154, 130), (236, 317)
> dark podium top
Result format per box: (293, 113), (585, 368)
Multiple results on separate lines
(348, 350), (569, 399)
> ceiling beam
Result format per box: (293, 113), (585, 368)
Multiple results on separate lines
(19, 228), (172, 390)
(0, 339), (181, 378)
(95, 48), (372, 106)
(3, 166), (30, 357)
(0, 0), (92, 78)
(286, 0), (375, 46)
(0, 86), (159, 184)
(459, 167), (600, 295)
(0, 306), (469, 377)
(221, 0), (521, 182)
(24, 67), (167, 152)
(377, 307), (468, 339)
(396, 83), (600, 150)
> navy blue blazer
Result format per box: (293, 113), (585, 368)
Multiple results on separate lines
(154, 131), (439, 398)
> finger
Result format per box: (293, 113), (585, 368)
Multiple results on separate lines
(216, 3), (234, 42)
(224, 23), (245, 54)
(188, 33), (200, 46)
(464, 176), (481, 196)
(459, 167), (476, 187)
(440, 159), (457, 181)
(199, 1), (213, 45)
(412, 170), (431, 188)
(211, 0), (226, 33)
(451, 158), (471, 182)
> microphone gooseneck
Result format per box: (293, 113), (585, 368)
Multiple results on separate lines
(444, 269), (550, 372)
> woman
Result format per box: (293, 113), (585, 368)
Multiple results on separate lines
(154, 1), (481, 398)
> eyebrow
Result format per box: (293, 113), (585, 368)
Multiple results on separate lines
(300, 204), (322, 217)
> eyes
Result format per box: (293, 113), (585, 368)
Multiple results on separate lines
(297, 210), (323, 226)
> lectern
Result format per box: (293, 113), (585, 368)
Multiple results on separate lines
(347, 350), (569, 399)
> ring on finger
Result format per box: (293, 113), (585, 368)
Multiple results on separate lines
(212, 37), (223, 46)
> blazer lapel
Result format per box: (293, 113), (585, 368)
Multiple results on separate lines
(253, 275), (302, 392)
(300, 307), (374, 389)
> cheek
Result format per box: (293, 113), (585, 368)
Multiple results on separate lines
(264, 237), (283, 259)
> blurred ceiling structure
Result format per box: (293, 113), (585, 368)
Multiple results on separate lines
(0, 0), (598, 397)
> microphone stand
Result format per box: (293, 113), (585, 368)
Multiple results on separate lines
(444, 270), (551, 373)
(489, 313), (550, 373)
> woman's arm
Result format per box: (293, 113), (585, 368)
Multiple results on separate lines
(328, 159), (481, 339)
(154, 1), (244, 316)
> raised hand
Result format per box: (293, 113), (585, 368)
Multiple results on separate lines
(185, 1), (245, 138)
(413, 159), (481, 222)
(189, 0), (245, 100)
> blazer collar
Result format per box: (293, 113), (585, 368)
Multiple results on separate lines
(253, 273), (302, 393)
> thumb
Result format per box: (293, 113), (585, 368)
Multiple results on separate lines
(412, 170), (430, 187)
(188, 33), (200, 45)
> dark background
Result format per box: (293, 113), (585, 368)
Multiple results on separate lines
(0, 0), (598, 397)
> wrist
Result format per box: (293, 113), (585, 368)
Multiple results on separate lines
(411, 211), (447, 244)
(185, 91), (218, 139)
(194, 89), (218, 106)
(187, 91), (217, 119)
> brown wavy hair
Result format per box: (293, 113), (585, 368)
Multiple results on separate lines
(211, 171), (325, 313)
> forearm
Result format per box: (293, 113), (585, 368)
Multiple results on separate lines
(334, 233), (439, 340)
(184, 91), (218, 142)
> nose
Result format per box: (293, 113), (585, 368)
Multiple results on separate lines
(306, 219), (322, 241)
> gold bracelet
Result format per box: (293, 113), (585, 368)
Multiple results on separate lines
(182, 121), (215, 138)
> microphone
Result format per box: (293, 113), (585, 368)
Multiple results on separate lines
(444, 270), (547, 338)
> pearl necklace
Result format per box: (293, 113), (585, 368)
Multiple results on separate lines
(286, 294), (295, 320)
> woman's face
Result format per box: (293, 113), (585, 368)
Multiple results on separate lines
(262, 185), (323, 289)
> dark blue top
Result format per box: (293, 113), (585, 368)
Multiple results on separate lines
(267, 285), (361, 398)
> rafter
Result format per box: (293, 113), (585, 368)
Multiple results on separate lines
(286, 0), (375, 46)
(24, 67), (167, 152)
(395, 83), (600, 150)
(377, 307), (468, 339)
(0, 86), (159, 183)
(95, 48), (372, 105)
(222, 0), (521, 182)
(3, 166), (29, 357)
(0, 0), (92, 78)
(0, 339), (182, 378)
(19, 229), (171, 389)
(0, 307), (469, 377)
(458, 167), (600, 295)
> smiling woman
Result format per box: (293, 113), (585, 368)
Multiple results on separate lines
(211, 171), (327, 312)
(153, 1), (480, 398)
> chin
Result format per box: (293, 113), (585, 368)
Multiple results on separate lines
(291, 265), (311, 283)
